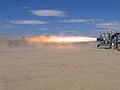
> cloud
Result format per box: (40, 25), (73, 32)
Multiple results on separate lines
(60, 19), (104, 24)
(96, 22), (120, 30)
(0, 24), (16, 29)
(59, 31), (80, 36)
(37, 28), (48, 31)
(8, 20), (49, 25)
(21, 6), (31, 9)
(30, 10), (65, 17)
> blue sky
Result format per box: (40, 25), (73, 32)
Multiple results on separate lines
(0, 0), (120, 36)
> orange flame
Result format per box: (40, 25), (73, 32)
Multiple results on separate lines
(25, 35), (96, 44)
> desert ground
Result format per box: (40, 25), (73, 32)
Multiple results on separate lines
(0, 41), (120, 90)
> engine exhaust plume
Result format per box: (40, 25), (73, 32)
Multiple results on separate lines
(25, 35), (96, 44)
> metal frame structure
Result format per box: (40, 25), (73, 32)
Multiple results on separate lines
(97, 32), (120, 51)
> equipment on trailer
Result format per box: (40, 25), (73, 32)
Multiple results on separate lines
(97, 32), (120, 51)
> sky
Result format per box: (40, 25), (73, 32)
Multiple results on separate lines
(0, 0), (120, 36)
